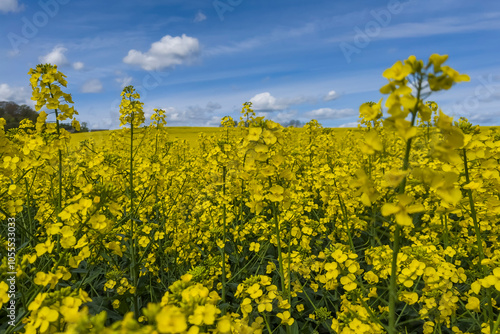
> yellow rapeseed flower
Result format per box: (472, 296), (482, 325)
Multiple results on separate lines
(33, 306), (59, 333)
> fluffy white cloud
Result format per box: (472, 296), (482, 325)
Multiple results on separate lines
(304, 108), (354, 119)
(39, 45), (69, 66)
(81, 79), (103, 93)
(249, 92), (314, 112)
(73, 62), (84, 70)
(0, 0), (24, 13)
(123, 34), (200, 71)
(249, 92), (286, 111)
(194, 11), (207, 22)
(0, 83), (32, 105)
(324, 90), (338, 101)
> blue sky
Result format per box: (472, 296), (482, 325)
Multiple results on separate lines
(1, 0), (499, 129)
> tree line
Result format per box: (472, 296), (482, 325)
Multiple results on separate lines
(0, 101), (89, 132)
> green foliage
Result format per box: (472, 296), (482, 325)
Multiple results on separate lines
(0, 101), (38, 130)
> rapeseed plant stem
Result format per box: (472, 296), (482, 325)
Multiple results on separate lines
(441, 215), (449, 249)
(462, 148), (484, 264)
(287, 218), (292, 308)
(463, 147), (492, 328)
(129, 112), (140, 319)
(264, 314), (273, 333)
(24, 178), (33, 239)
(492, 311), (500, 334)
(221, 165), (227, 305)
(336, 192), (355, 252)
(272, 201), (286, 293)
(271, 198), (292, 334)
(47, 83), (63, 219)
(389, 74), (422, 334)
(119, 85), (144, 320)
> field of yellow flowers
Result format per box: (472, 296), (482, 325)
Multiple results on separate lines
(1, 55), (500, 334)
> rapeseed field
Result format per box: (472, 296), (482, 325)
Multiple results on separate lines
(1, 54), (500, 334)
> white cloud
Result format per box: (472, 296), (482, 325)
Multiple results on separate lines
(0, 0), (24, 13)
(272, 110), (298, 124)
(249, 92), (313, 112)
(250, 92), (286, 111)
(81, 79), (103, 93)
(339, 121), (359, 128)
(324, 90), (339, 101)
(0, 83), (33, 105)
(206, 115), (224, 126)
(161, 106), (206, 124)
(304, 108), (355, 119)
(162, 106), (182, 122)
(194, 11), (207, 22)
(39, 45), (69, 66)
(73, 62), (84, 70)
(123, 34), (200, 71)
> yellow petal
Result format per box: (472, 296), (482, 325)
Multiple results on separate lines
(395, 212), (413, 226)
(406, 204), (425, 214)
(381, 203), (400, 216)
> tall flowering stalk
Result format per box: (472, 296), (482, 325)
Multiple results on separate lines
(150, 108), (166, 156)
(218, 116), (236, 306)
(28, 64), (79, 216)
(119, 85), (144, 319)
(361, 54), (470, 334)
(150, 108), (167, 213)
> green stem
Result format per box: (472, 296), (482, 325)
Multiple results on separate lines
(491, 309), (500, 334)
(271, 199), (291, 334)
(388, 138), (414, 333)
(462, 148), (484, 264)
(389, 75), (422, 334)
(487, 288), (494, 332)
(388, 224), (401, 334)
(272, 201), (286, 294)
(336, 192), (355, 252)
(48, 83), (63, 216)
(441, 215), (449, 250)
(24, 178), (33, 242)
(264, 314), (273, 334)
(48, 83), (63, 258)
(129, 112), (140, 319)
(155, 123), (159, 155)
(287, 218), (292, 308)
(221, 165), (227, 305)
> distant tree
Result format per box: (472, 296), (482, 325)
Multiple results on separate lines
(59, 122), (88, 132)
(0, 101), (89, 132)
(283, 119), (303, 128)
(81, 122), (89, 132)
(0, 102), (38, 130)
